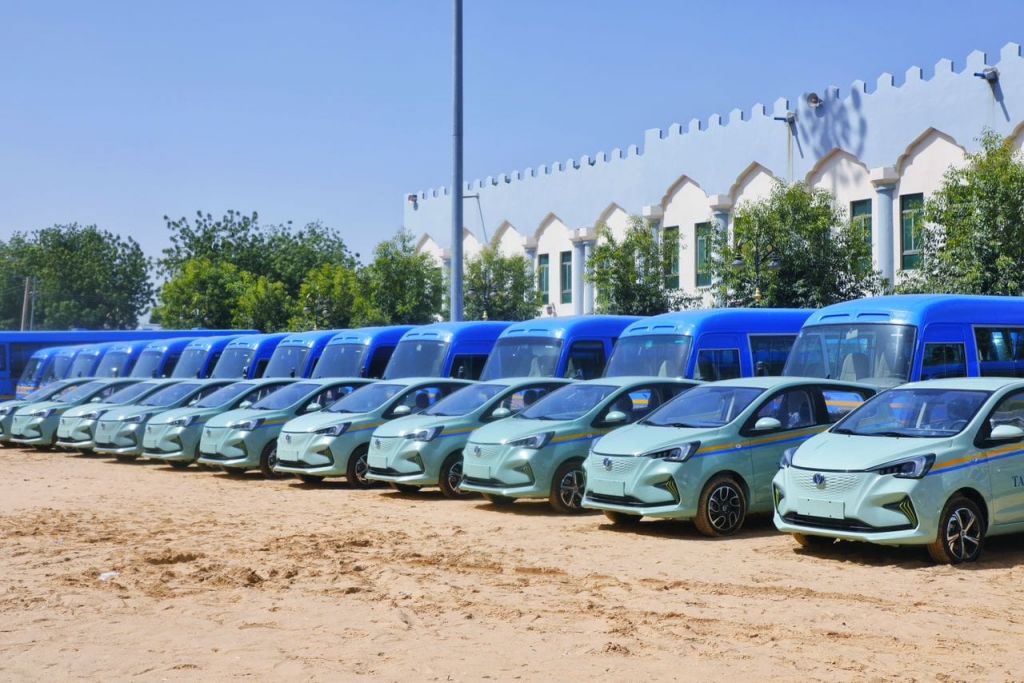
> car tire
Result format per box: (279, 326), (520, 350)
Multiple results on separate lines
(603, 510), (642, 526)
(926, 495), (985, 564)
(793, 533), (834, 549)
(693, 474), (747, 537)
(390, 483), (421, 493)
(346, 445), (371, 489)
(298, 475), (324, 485)
(168, 461), (190, 470)
(439, 451), (467, 499)
(259, 443), (285, 478)
(549, 459), (586, 514)
(483, 493), (516, 506)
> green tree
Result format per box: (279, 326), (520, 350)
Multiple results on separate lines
(710, 181), (882, 307)
(899, 130), (1024, 294)
(585, 216), (697, 315)
(0, 224), (152, 329)
(151, 258), (248, 329)
(464, 247), (539, 321)
(359, 230), (443, 325)
(233, 276), (296, 332)
(290, 263), (362, 330)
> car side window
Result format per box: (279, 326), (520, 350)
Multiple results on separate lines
(393, 385), (450, 415)
(191, 384), (224, 403)
(821, 389), (870, 423)
(601, 386), (659, 424)
(984, 390), (1024, 439)
(97, 385), (123, 400)
(755, 389), (816, 430)
(495, 383), (559, 414)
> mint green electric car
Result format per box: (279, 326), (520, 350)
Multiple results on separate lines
(460, 377), (696, 513)
(197, 378), (371, 477)
(13, 378), (145, 448)
(774, 377), (1024, 564)
(274, 377), (471, 486)
(0, 378), (92, 444)
(55, 379), (180, 452)
(366, 378), (571, 496)
(583, 378), (874, 535)
(142, 378), (296, 468)
(93, 379), (237, 460)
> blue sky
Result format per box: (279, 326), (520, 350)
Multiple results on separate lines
(1, 1), (1022, 262)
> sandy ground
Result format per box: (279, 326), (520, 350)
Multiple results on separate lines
(2, 449), (1024, 682)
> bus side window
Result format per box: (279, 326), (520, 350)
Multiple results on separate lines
(0, 344), (7, 372)
(450, 355), (488, 380)
(252, 358), (269, 378)
(920, 343), (967, 380)
(564, 341), (606, 379)
(694, 349), (741, 381)
(974, 327), (1024, 377)
(367, 346), (393, 378)
(749, 335), (796, 376)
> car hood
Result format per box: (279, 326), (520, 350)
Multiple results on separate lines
(469, 417), (566, 445)
(98, 405), (161, 422)
(15, 400), (64, 415)
(373, 414), (454, 438)
(592, 422), (718, 457)
(149, 406), (214, 425)
(281, 409), (377, 434)
(0, 399), (25, 411)
(206, 408), (281, 429)
(791, 432), (949, 471)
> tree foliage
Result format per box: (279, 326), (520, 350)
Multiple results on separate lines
(151, 258), (248, 329)
(289, 263), (363, 330)
(0, 224), (152, 329)
(899, 130), (1024, 295)
(709, 181), (882, 307)
(358, 230), (444, 325)
(585, 216), (697, 315)
(464, 247), (539, 321)
(233, 276), (296, 333)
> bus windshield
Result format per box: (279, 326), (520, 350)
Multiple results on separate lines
(384, 341), (448, 379)
(211, 348), (255, 379)
(40, 355), (76, 384)
(312, 343), (367, 379)
(172, 348), (209, 378)
(68, 352), (100, 378)
(604, 335), (692, 378)
(783, 324), (916, 387)
(130, 350), (164, 378)
(18, 357), (44, 385)
(265, 346), (311, 378)
(95, 351), (131, 377)
(479, 338), (562, 380)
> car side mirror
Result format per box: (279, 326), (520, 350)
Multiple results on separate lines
(753, 417), (782, 432)
(90, 397), (102, 403)
(603, 410), (628, 425)
(305, 402), (322, 413)
(391, 404), (412, 417)
(489, 406), (512, 420)
(238, 400), (253, 409)
(990, 424), (1024, 441)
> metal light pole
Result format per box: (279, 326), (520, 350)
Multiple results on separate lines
(449, 0), (464, 321)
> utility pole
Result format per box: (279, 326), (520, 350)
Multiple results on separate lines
(449, 0), (464, 321)
(19, 276), (31, 331)
(29, 280), (36, 331)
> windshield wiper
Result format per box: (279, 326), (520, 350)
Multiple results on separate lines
(866, 430), (913, 438)
(832, 427), (855, 435)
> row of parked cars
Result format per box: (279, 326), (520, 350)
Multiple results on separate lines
(8, 294), (1024, 566)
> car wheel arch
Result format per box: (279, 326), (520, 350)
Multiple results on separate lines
(950, 486), (990, 531)
(704, 469), (750, 501)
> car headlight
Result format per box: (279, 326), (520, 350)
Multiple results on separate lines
(123, 413), (153, 424)
(32, 408), (57, 418)
(231, 418), (264, 431)
(779, 446), (798, 469)
(0, 407), (12, 417)
(413, 426), (443, 442)
(79, 410), (104, 421)
(508, 432), (554, 449)
(169, 415), (198, 428)
(315, 423), (349, 437)
(643, 442), (700, 462)
(871, 454), (935, 479)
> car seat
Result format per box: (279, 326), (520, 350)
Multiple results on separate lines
(840, 352), (869, 381)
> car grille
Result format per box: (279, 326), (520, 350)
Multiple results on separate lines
(588, 453), (641, 475)
(781, 513), (912, 533)
(466, 443), (503, 461)
(585, 492), (650, 507)
(789, 469), (861, 494)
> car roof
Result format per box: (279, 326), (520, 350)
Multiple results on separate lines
(373, 376), (474, 387)
(702, 376), (876, 391)
(898, 377), (1024, 392)
(573, 376), (699, 388)
(476, 376), (575, 388)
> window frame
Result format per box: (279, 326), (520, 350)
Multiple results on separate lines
(920, 341), (967, 380)
(850, 198), (872, 247)
(537, 254), (550, 303)
(559, 251), (572, 304)
(900, 193), (924, 270)
(693, 347), (742, 382)
(695, 222), (713, 288)
(662, 225), (680, 289)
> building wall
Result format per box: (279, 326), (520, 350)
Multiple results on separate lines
(408, 44), (1024, 306)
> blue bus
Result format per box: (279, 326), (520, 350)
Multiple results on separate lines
(210, 333), (288, 379)
(263, 330), (340, 379)
(782, 294), (1024, 387)
(17, 345), (84, 397)
(64, 342), (117, 381)
(171, 334), (243, 379)
(383, 321), (511, 380)
(479, 315), (640, 380)
(604, 308), (812, 380)
(311, 326), (414, 379)
(128, 337), (197, 378)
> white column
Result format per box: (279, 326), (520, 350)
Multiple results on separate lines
(870, 166), (898, 286)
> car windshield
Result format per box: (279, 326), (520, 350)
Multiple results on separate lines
(95, 351), (132, 377)
(53, 380), (107, 402)
(26, 380), (81, 402)
(518, 384), (616, 421)
(835, 388), (990, 438)
(783, 324), (916, 387)
(106, 382), (159, 404)
(604, 335), (692, 378)
(18, 357), (43, 384)
(312, 343), (367, 379)
(193, 382), (255, 408)
(328, 383), (404, 413)
(130, 350), (164, 378)
(479, 338), (563, 380)
(67, 352), (100, 378)
(425, 383), (506, 416)
(384, 340), (448, 379)
(172, 348), (209, 378)
(265, 345), (311, 378)
(211, 348), (255, 379)
(251, 382), (319, 410)
(138, 382), (200, 407)
(643, 385), (764, 428)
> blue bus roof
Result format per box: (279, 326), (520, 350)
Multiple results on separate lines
(181, 334), (243, 352)
(102, 339), (160, 354)
(27, 347), (63, 361)
(139, 337), (199, 354)
(326, 326), (415, 346)
(277, 330), (341, 347)
(224, 333), (289, 350)
(803, 295), (1024, 328)
(621, 308), (812, 337)
(496, 315), (641, 340)
(396, 321), (511, 343)
(75, 341), (119, 357)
